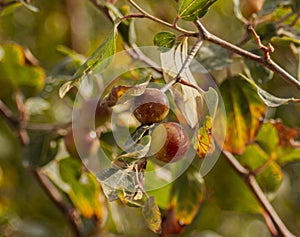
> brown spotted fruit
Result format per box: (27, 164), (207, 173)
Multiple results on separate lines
(133, 88), (169, 125)
(150, 122), (189, 163)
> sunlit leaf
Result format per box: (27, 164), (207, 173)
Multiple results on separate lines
(161, 38), (203, 128)
(59, 25), (118, 98)
(154, 31), (177, 51)
(237, 144), (283, 193)
(0, 2), (22, 16)
(220, 75), (266, 154)
(57, 158), (104, 219)
(142, 196), (162, 234)
(194, 115), (214, 159)
(0, 43), (45, 98)
(271, 36), (300, 47)
(177, 0), (218, 21)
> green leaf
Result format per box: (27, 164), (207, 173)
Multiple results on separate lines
(0, 2), (22, 16)
(256, 122), (300, 165)
(244, 57), (273, 84)
(55, 158), (104, 219)
(0, 43), (45, 98)
(193, 115), (214, 159)
(142, 196), (162, 234)
(271, 36), (300, 47)
(153, 31), (177, 51)
(205, 155), (260, 212)
(220, 75), (266, 154)
(177, 0), (218, 21)
(237, 144), (283, 193)
(168, 167), (205, 225)
(59, 25), (118, 98)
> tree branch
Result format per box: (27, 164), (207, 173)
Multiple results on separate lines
(127, 0), (197, 37)
(34, 168), (83, 237)
(222, 150), (296, 237)
(195, 20), (300, 91)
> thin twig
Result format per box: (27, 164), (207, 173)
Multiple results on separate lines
(276, 11), (294, 25)
(161, 38), (204, 93)
(34, 168), (83, 237)
(195, 20), (300, 91)
(0, 100), (19, 128)
(127, 0), (197, 37)
(248, 25), (274, 61)
(290, 13), (300, 27)
(222, 150), (296, 237)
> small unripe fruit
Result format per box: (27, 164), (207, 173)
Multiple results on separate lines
(64, 128), (99, 159)
(133, 88), (169, 125)
(79, 99), (112, 128)
(240, 0), (265, 18)
(150, 122), (189, 163)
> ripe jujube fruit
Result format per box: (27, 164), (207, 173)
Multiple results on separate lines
(133, 88), (169, 125)
(150, 122), (189, 163)
(64, 128), (99, 159)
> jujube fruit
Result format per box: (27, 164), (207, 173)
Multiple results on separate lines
(150, 122), (189, 163)
(64, 128), (99, 159)
(133, 88), (169, 125)
(239, 0), (265, 18)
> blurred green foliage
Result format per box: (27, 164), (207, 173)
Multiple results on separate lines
(0, 0), (300, 237)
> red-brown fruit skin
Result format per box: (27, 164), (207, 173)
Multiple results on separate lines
(133, 88), (169, 125)
(153, 122), (189, 163)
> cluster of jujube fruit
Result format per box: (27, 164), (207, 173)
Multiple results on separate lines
(63, 85), (190, 164)
(133, 88), (189, 163)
